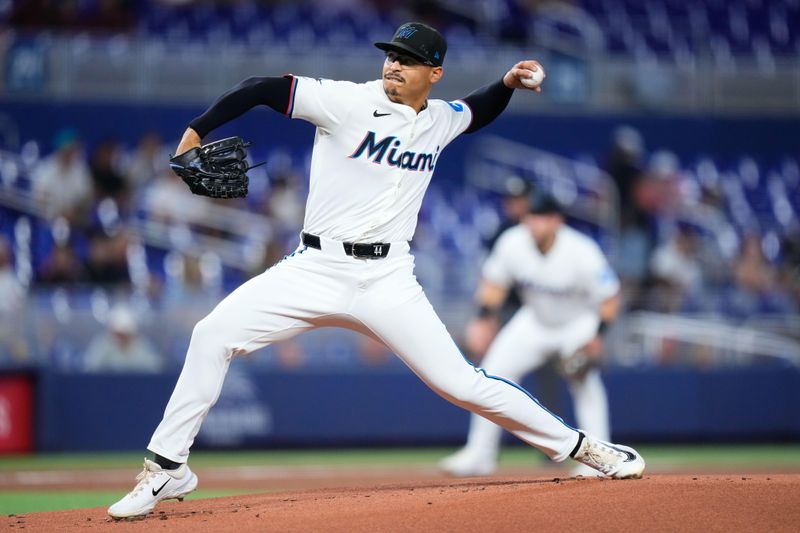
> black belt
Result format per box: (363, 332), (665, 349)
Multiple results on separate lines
(301, 232), (391, 259)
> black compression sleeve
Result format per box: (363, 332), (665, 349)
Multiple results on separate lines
(461, 79), (514, 134)
(188, 76), (294, 138)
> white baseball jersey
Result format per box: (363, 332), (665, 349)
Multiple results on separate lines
(288, 76), (473, 242)
(483, 224), (619, 327)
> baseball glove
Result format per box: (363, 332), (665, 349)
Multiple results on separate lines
(557, 349), (597, 381)
(169, 136), (254, 199)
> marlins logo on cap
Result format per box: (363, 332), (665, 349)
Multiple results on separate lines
(374, 22), (447, 67)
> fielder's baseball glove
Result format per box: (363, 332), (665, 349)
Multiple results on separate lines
(557, 349), (597, 381)
(169, 136), (255, 199)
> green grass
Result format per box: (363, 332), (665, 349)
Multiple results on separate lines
(0, 449), (459, 471)
(0, 489), (249, 515)
(2, 445), (799, 471)
(633, 444), (800, 468)
(2, 445), (799, 472)
(1, 444), (798, 514)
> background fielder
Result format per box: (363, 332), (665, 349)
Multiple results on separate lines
(107, 21), (644, 520)
(441, 195), (621, 477)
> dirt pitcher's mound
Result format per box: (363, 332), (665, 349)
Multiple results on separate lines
(5, 474), (800, 532)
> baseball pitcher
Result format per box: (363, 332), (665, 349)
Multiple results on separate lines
(109, 22), (644, 520)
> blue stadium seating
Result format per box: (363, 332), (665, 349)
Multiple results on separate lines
(9, 1), (797, 60)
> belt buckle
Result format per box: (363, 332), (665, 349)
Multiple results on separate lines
(350, 241), (386, 259)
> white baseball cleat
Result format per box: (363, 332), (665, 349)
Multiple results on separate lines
(570, 432), (645, 479)
(439, 448), (497, 477)
(570, 463), (603, 478)
(108, 458), (198, 519)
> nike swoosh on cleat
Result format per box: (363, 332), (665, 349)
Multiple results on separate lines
(373, 110), (391, 117)
(152, 479), (170, 496)
(608, 444), (637, 462)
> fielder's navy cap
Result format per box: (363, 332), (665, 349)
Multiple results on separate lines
(374, 22), (447, 67)
(529, 194), (564, 215)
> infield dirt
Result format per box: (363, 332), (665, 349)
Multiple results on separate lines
(3, 474), (799, 532)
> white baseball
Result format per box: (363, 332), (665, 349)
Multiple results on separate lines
(520, 67), (545, 89)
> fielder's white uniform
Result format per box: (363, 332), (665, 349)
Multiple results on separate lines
(148, 77), (580, 463)
(455, 223), (619, 470)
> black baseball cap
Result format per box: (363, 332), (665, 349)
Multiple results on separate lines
(374, 22), (447, 67)
(529, 194), (564, 215)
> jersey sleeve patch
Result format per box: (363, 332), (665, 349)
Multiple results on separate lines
(447, 100), (464, 112)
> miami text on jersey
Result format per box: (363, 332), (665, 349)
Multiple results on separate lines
(349, 131), (440, 171)
(520, 279), (588, 298)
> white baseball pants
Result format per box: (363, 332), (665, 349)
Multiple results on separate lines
(148, 235), (580, 463)
(458, 307), (610, 466)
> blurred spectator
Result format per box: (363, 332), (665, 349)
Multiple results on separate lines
(724, 234), (797, 318)
(161, 252), (223, 305)
(650, 225), (703, 292)
(605, 126), (645, 231)
(487, 175), (532, 249)
(125, 132), (164, 189)
(37, 241), (86, 285)
(0, 237), (24, 313)
(84, 305), (162, 373)
(647, 224), (704, 313)
(604, 127), (650, 298)
(734, 235), (776, 295)
(635, 149), (683, 221)
(623, 148), (685, 303)
(90, 139), (130, 207)
(779, 231), (800, 306)
(85, 229), (131, 286)
(32, 129), (93, 221)
(264, 171), (305, 236)
(694, 158), (726, 211)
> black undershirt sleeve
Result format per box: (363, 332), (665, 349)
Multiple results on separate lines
(461, 78), (514, 134)
(189, 76), (294, 138)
